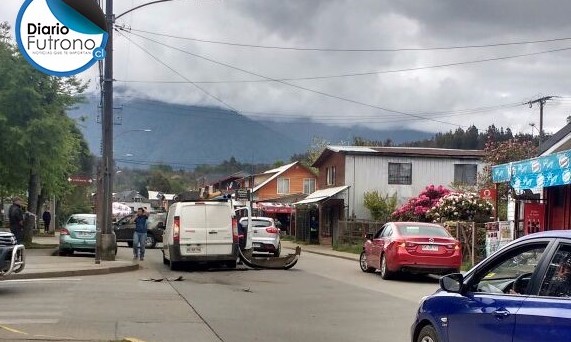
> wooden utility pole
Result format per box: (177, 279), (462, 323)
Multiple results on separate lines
(527, 96), (556, 143)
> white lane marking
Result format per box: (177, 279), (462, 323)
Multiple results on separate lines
(0, 312), (63, 317)
(0, 319), (59, 324)
(1, 278), (82, 283)
(0, 325), (27, 334)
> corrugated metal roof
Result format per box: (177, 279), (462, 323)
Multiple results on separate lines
(327, 145), (378, 153)
(253, 161), (298, 193)
(293, 186), (349, 205)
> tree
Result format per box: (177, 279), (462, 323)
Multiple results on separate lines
(0, 22), (88, 245)
(363, 191), (397, 222)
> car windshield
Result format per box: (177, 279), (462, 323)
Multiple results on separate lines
(68, 216), (95, 225)
(396, 224), (450, 237)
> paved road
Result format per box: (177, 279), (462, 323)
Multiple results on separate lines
(0, 245), (439, 342)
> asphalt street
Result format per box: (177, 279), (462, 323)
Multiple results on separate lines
(0, 245), (440, 342)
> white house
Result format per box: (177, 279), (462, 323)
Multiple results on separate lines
(309, 146), (485, 234)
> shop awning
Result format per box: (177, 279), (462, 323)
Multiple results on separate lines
(293, 186), (349, 205)
(492, 149), (571, 190)
(257, 202), (294, 214)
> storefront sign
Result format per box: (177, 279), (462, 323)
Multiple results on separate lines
(523, 203), (545, 235)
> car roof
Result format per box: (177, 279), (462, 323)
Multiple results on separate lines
(70, 214), (96, 217)
(390, 222), (444, 227)
(516, 229), (571, 241)
(240, 217), (273, 221)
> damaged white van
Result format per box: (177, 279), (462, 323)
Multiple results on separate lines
(162, 199), (239, 270)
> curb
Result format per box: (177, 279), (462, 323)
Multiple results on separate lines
(4, 263), (140, 280)
(283, 246), (359, 262)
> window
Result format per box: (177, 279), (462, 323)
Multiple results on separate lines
(388, 163), (412, 185)
(326, 166), (336, 186)
(469, 244), (547, 295)
(381, 226), (393, 238)
(454, 164), (478, 185)
(540, 244), (571, 297)
(303, 178), (316, 194)
(277, 178), (290, 194)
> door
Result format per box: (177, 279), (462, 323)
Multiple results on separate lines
(204, 203), (233, 256)
(513, 242), (571, 341)
(367, 226), (386, 268)
(372, 225), (391, 269)
(447, 243), (549, 342)
(114, 215), (135, 241)
(179, 204), (208, 256)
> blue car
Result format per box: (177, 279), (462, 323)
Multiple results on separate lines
(412, 230), (571, 342)
(59, 214), (97, 256)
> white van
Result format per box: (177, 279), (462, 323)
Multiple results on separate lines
(162, 199), (239, 270)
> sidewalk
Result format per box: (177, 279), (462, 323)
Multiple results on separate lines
(2, 232), (138, 280)
(281, 240), (359, 262)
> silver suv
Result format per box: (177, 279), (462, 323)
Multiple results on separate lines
(239, 217), (281, 257)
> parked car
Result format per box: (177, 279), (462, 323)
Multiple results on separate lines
(411, 230), (571, 342)
(239, 217), (281, 257)
(114, 212), (166, 249)
(360, 222), (461, 279)
(59, 214), (97, 256)
(162, 200), (239, 270)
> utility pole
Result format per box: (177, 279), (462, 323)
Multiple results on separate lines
(98, 0), (117, 261)
(527, 96), (556, 144)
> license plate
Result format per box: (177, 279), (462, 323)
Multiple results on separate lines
(421, 245), (439, 251)
(186, 246), (202, 253)
(77, 232), (93, 238)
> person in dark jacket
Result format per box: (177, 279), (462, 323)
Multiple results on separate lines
(9, 197), (24, 244)
(133, 207), (149, 261)
(42, 209), (51, 233)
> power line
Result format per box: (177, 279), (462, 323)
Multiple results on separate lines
(115, 29), (239, 113)
(117, 29), (468, 128)
(113, 40), (571, 84)
(124, 27), (571, 53)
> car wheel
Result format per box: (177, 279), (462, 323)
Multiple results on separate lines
(360, 252), (375, 273)
(127, 241), (133, 248)
(145, 235), (157, 249)
(273, 243), (281, 257)
(380, 254), (394, 280)
(417, 325), (439, 342)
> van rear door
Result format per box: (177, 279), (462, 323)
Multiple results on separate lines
(179, 203), (208, 256)
(204, 203), (233, 256)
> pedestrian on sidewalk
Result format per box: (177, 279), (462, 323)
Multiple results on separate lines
(42, 209), (51, 233)
(133, 207), (149, 261)
(9, 197), (24, 244)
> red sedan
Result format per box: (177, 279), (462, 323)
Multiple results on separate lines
(359, 222), (461, 279)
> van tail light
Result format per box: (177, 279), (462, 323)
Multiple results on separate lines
(173, 216), (180, 244)
(266, 227), (279, 234)
(232, 218), (239, 243)
(60, 228), (70, 235)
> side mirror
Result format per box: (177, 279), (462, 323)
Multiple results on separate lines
(157, 222), (165, 229)
(365, 233), (373, 240)
(440, 273), (464, 293)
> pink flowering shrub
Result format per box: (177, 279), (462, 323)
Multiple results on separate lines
(391, 185), (450, 222)
(427, 192), (493, 223)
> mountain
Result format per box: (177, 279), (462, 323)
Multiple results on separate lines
(67, 95), (433, 169)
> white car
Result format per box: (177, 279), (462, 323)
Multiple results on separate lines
(239, 217), (281, 257)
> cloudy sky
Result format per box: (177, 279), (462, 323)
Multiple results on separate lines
(3, 0), (571, 135)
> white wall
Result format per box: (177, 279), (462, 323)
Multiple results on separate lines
(345, 155), (484, 220)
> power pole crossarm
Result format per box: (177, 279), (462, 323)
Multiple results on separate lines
(527, 96), (557, 144)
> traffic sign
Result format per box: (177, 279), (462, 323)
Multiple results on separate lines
(68, 175), (93, 186)
(235, 189), (251, 201)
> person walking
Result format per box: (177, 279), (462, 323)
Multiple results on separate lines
(42, 209), (51, 234)
(133, 207), (149, 261)
(9, 197), (24, 245)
